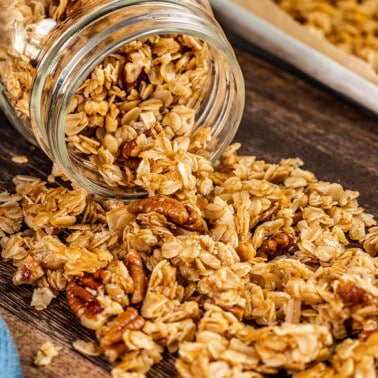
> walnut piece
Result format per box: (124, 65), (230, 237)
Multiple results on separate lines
(259, 231), (296, 259)
(66, 271), (108, 330)
(124, 249), (147, 304)
(13, 256), (44, 285)
(97, 307), (145, 361)
(128, 195), (207, 232)
(336, 281), (372, 306)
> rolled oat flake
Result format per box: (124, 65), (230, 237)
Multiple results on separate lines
(0, 0), (244, 199)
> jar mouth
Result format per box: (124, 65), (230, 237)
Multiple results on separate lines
(30, 1), (245, 199)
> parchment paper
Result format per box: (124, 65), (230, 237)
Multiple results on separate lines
(210, 0), (378, 115)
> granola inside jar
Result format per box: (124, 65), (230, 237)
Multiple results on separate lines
(0, 0), (245, 199)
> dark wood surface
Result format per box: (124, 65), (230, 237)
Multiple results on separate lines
(0, 37), (377, 377)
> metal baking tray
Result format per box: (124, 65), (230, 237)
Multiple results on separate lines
(210, 0), (378, 116)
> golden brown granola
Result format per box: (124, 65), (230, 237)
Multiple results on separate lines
(273, 0), (378, 73)
(0, 1), (211, 190)
(1, 143), (377, 377)
(1, 1), (378, 377)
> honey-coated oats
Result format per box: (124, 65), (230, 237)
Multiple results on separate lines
(1, 0), (378, 377)
(1, 142), (378, 377)
(0, 0), (212, 190)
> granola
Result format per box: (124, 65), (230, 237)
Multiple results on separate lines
(1, 143), (377, 377)
(273, 0), (378, 73)
(0, 0), (212, 191)
(1, 1), (378, 377)
(34, 341), (62, 367)
(66, 33), (212, 190)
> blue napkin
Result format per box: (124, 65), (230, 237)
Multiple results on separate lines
(0, 318), (23, 378)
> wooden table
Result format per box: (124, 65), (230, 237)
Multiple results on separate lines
(0, 33), (377, 377)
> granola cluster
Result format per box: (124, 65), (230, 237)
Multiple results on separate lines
(273, 0), (378, 73)
(66, 33), (212, 189)
(1, 144), (378, 377)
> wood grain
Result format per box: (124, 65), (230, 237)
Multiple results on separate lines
(0, 41), (377, 378)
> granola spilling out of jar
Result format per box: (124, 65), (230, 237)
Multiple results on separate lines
(1, 143), (378, 377)
(273, 0), (378, 73)
(0, 0), (212, 190)
(1, 0), (378, 377)
(66, 34), (212, 189)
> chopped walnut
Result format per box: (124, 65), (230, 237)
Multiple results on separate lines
(124, 249), (147, 304)
(66, 271), (109, 330)
(336, 281), (372, 306)
(128, 195), (207, 232)
(96, 307), (145, 361)
(13, 256), (44, 285)
(259, 231), (296, 259)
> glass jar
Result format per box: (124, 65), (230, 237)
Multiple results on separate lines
(0, 0), (244, 199)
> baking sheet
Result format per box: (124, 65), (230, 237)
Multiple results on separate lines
(210, 0), (378, 115)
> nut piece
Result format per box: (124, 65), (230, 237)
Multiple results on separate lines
(259, 231), (296, 259)
(97, 307), (145, 360)
(185, 205), (208, 233)
(122, 61), (148, 90)
(11, 155), (28, 164)
(128, 195), (207, 232)
(124, 249), (147, 304)
(121, 139), (142, 172)
(13, 256), (44, 285)
(66, 271), (108, 330)
(336, 281), (371, 306)
(122, 139), (139, 159)
(235, 241), (256, 262)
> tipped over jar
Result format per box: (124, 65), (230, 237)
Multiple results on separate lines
(0, 0), (244, 199)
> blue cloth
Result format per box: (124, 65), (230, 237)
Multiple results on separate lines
(0, 318), (23, 378)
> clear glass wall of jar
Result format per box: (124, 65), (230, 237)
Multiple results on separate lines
(0, 0), (245, 199)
